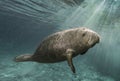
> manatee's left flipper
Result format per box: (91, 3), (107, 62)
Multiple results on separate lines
(66, 49), (76, 73)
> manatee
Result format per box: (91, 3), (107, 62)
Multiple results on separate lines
(14, 27), (100, 73)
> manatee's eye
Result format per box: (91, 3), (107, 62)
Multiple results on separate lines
(82, 28), (86, 30)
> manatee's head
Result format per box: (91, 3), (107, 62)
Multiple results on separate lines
(77, 27), (100, 48)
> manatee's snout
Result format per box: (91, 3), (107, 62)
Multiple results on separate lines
(97, 36), (100, 43)
(85, 28), (100, 47)
(91, 37), (99, 47)
(89, 33), (100, 47)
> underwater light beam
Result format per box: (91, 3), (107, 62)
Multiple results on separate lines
(84, 0), (106, 27)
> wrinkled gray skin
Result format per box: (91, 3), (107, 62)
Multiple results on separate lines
(14, 27), (100, 73)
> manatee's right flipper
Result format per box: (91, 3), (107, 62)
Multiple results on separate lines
(66, 49), (76, 73)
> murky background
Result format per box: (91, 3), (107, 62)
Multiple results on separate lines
(0, 0), (120, 81)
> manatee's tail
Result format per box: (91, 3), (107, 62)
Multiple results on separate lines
(14, 54), (34, 62)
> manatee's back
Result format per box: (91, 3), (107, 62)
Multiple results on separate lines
(32, 32), (68, 62)
(32, 30), (80, 62)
